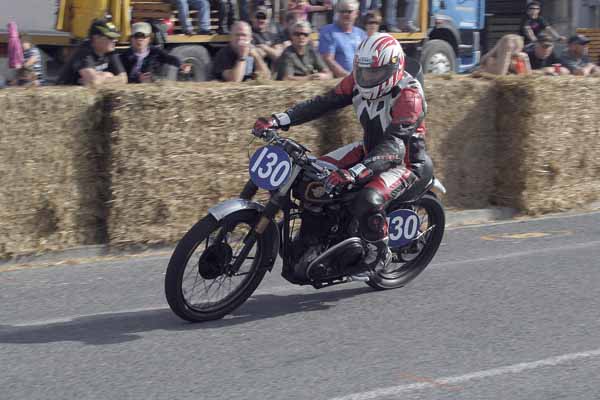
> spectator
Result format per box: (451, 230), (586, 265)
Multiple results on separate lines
(278, 12), (301, 47)
(402, 0), (420, 32)
(318, 0), (366, 77)
(121, 22), (191, 83)
(212, 21), (270, 81)
(56, 19), (127, 86)
(560, 34), (600, 76)
(519, 1), (565, 45)
(525, 33), (568, 75)
(479, 34), (531, 75)
(171, 0), (212, 35)
(275, 20), (332, 80)
(17, 34), (45, 86)
(364, 9), (382, 37)
(359, 0), (379, 25)
(252, 6), (284, 67)
(287, 0), (332, 22)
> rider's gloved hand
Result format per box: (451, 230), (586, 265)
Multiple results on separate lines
(252, 117), (276, 138)
(252, 112), (291, 138)
(324, 169), (355, 193)
(324, 163), (373, 193)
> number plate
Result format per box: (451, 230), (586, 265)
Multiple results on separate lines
(387, 209), (420, 248)
(249, 146), (292, 191)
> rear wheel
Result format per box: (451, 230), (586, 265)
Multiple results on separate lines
(367, 194), (445, 290)
(165, 210), (267, 322)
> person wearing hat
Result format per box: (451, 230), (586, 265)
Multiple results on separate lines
(120, 22), (191, 83)
(519, 1), (565, 45)
(57, 19), (127, 86)
(561, 35), (600, 76)
(251, 6), (284, 68)
(525, 33), (568, 75)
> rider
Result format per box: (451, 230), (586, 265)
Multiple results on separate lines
(253, 33), (430, 273)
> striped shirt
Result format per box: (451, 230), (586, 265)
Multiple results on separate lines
(23, 46), (44, 83)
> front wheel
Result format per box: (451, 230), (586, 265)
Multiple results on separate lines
(367, 194), (445, 290)
(165, 210), (267, 322)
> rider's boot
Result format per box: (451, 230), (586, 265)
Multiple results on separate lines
(352, 239), (393, 280)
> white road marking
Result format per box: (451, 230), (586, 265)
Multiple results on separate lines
(329, 348), (600, 400)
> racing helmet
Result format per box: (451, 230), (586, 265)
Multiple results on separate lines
(353, 33), (405, 100)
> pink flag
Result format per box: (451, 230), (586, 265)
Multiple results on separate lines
(8, 21), (24, 69)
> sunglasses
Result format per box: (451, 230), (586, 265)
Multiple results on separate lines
(540, 43), (553, 48)
(293, 31), (310, 37)
(133, 33), (148, 39)
(256, 14), (267, 20)
(528, 7), (540, 10)
(366, 20), (379, 25)
(339, 9), (355, 14)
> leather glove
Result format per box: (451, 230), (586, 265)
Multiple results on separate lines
(324, 169), (355, 193)
(252, 117), (276, 138)
(252, 112), (291, 138)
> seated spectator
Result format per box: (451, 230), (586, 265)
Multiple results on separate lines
(278, 12), (301, 47)
(560, 34), (600, 76)
(364, 9), (382, 37)
(121, 22), (191, 83)
(318, 0), (366, 77)
(525, 33), (568, 75)
(519, 1), (565, 45)
(171, 0), (212, 35)
(18, 34), (45, 86)
(56, 20), (127, 86)
(478, 34), (531, 75)
(212, 21), (270, 81)
(288, 0), (332, 22)
(252, 6), (284, 67)
(275, 21), (332, 80)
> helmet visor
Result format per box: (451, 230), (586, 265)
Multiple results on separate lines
(355, 63), (398, 88)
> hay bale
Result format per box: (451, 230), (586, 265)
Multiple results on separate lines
(495, 76), (600, 214)
(102, 81), (338, 247)
(0, 87), (106, 259)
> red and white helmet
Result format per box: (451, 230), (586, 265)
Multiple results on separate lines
(353, 33), (405, 100)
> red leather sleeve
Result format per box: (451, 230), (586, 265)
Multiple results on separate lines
(334, 74), (355, 96)
(391, 88), (425, 125)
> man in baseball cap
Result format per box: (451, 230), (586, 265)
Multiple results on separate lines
(88, 19), (121, 39)
(57, 19), (127, 85)
(561, 34), (600, 76)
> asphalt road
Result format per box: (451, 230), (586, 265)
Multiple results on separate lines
(1, 211), (600, 400)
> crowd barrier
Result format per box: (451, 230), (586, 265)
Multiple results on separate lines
(1, 76), (598, 258)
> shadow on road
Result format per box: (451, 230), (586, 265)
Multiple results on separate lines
(0, 286), (373, 346)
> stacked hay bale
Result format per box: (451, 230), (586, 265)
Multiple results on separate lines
(102, 82), (337, 247)
(0, 88), (106, 259)
(495, 76), (600, 214)
(103, 78), (498, 247)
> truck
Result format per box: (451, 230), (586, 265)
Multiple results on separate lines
(0, 0), (485, 81)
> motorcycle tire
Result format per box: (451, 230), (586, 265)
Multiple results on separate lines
(367, 193), (445, 290)
(165, 210), (268, 322)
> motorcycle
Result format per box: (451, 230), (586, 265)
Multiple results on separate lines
(165, 128), (446, 322)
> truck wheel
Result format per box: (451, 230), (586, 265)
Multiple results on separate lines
(420, 39), (456, 74)
(164, 45), (212, 82)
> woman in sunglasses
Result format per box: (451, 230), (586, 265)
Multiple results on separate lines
(364, 10), (382, 37)
(120, 22), (191, 83)
(275, 21), (332, 80)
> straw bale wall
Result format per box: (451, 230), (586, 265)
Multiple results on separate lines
(495, 76), (600, 214)
(1, 76), (599, 257)
(103, 82), (335, 247)
(0, 88), (107, 259)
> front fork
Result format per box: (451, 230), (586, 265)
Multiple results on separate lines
(230, 166), (301, 272)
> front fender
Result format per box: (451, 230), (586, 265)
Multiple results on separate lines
(208, 199), (280, 271)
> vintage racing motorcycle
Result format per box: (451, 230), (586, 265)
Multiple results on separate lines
(165, 128), (446, 322)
